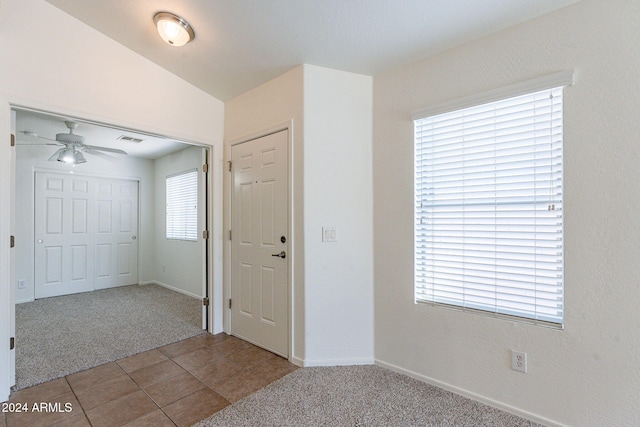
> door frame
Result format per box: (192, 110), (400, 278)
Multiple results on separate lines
(224, 121), (294, 360)
(3, 102), (220, 397)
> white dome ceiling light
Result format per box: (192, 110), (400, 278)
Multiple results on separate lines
(153, 12), (195, 47)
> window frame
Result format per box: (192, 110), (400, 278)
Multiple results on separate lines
(165, 168), (199, 242)
(412, 71), (573, 328)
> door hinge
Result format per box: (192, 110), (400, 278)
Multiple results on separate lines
(202, 163), (209, 173)
(203, 297), (209, 307)
(10, 235), (15, 248)
(228, 230), (232, 241)
(10, 337), (14, 350)
(10, 134), (15, 147)
(228, 299), (232, 309)
(203, 230), (209, 240)
(227, 161), (232, 172)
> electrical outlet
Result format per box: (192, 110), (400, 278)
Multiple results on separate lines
(511, 350), (527, 373)
(17, 280), (26, 289)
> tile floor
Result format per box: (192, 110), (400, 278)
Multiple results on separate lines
(2, 333), (298, 427)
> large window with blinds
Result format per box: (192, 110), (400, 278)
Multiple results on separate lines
(166, 169), (198, 241)
(414, 85), (564, 327)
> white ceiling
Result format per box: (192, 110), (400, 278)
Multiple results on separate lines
(45, 0), (580, 102)
(15, 109), (189, 160)
(25, 1), (579, 161)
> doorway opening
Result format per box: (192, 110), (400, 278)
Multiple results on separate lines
(11, 107), (211, 389)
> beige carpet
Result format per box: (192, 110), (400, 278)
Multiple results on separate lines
(196, 365), (542, 427)
(14, 284), (202, 390)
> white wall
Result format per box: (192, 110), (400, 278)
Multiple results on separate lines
(302, 65), (374, 365)
(373, 0), (640, 425)
(225, 65), (374, 366)
(14, 144), (155, 303)
(153, 146), (204, 298)
(0, 0), (224, 400)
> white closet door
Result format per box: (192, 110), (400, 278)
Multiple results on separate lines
(94, 178), (138, 290)
(34, 173), (138, 298)
(35, 172), (94, 298)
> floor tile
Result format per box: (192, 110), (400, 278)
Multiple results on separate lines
(197, 332), (232, 347)
(73, 374), (140, 410)
(5, 391), (80, 427)
(158, 335), (209, 359)
(67, 362), (126, 392)
(128, 359), (186, 388)
(85, 389), (157, 427)
(6, 333), (294, 427)
(162, 388), (229, 427)
(143, 370), (205, 407)
(187, 356), (243, 387)
(209, 369), (271, 403)
(50, 412), (92, 426)
(8, 377), (71, 403)
(122, 409), (176, 427)
(212, 337), (255, 359)
(247, 354), (298, 384)
(117, 349), (169, 373)
(223, 344), (275, 368)
(172, 346), (227, 371)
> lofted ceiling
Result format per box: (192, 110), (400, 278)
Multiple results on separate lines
(25, 1), (580, 161)
(45, 0), (580, 102)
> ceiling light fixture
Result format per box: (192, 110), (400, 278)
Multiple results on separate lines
(153, 12), (195, 47)
(56, 146), (86, 165)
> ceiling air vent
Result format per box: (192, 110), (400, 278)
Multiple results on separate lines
(117, 135), (144, 143)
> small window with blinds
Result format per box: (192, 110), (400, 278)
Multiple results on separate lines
(166, 169), (198, 241)
(414, 86), (564, 327)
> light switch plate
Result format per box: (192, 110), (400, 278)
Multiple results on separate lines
(322, 227), (337, 242)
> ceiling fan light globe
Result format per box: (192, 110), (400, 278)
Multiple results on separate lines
(58, 147), (75, 163)
(75, 151), (87, 164)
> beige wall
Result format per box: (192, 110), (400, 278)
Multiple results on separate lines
(225, 65), (374, 365)
(373, 0), (640, 425)
(0, 0), (225, 399)
(225, 65), (306, 361)
(153, 146), (205, 298)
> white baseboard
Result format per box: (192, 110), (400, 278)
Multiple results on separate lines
(290, 356), (305, 367)
(141, 281), (201, 300)
(374, 359), (564, 427)
(302, 357), (374, 367)
(15, 298), (34, 304)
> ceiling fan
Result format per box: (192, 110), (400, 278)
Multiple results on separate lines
(21, 120), (127, 164)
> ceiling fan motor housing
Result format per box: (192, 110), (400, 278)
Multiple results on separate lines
(56, 132), (85, 145)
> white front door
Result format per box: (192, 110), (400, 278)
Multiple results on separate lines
(231, 130), (289, 357)
(34, 172), (138, 298)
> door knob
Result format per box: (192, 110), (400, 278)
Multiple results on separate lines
(271, 251), (286, 259)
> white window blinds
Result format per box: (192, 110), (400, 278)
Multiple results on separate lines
(166, 169), (198, 241)
(414, 87), (564, 327)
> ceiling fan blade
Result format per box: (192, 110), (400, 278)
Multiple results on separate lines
(18, 132), (61, 146)
(84, 145), (127, 155)
(48, 148), (64, 162)
(21, 131), (58, 142)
